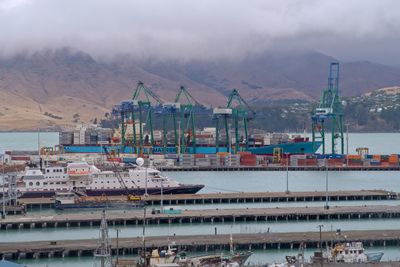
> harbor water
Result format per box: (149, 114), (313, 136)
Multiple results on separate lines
(1, 132), (400, 266)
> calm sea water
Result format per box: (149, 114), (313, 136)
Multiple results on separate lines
(1, 132), (400, 266)
(0, 132), (59, 151)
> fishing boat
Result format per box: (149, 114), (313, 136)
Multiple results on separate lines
(325, 242), (384, 263)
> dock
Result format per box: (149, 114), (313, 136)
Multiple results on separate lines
(159, 165), (400, 171)
(2, 204), (400, 230)
(19, 190), (398, 209)
(1, 229), (400, 260)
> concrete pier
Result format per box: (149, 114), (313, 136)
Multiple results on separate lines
(2, 204), (400, 230)
(20, 190), (398, 209)
(159, 165), (400, 171)
(1, 229), (400, 260)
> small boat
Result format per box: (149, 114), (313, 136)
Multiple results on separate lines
(326, 242), (384, 263)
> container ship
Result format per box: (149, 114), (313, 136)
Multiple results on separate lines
(0, 162), (204, 198)
(59, 125), (321, 155)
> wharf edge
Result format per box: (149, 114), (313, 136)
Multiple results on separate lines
(19, 190), (398, 210)
(2, 230), (400, 260)
(158, 166), (400, 171)
(2, 204), (400, 230)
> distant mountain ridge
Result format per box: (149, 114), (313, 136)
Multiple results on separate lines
(0, 48), (400, 130)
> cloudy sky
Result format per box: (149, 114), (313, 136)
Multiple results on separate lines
(0, 0), (399, 65)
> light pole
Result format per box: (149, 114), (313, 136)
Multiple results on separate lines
(178, 121), (181, 157)
(144, 166), (148, 197)
(325, 158), (329, 210)
(346, 124), (349, 166)
(115, 228), (121, 267)
(2, 153), (5, 219)
(228, 126), (232, 167)
(318, 224), (324, 253)
(142, 205), (147, 267)
(160, 178), (163, 213)
(285, 153), (289, 194)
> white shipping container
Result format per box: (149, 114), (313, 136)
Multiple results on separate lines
(213, 108), (232, 115)
(98, 141), (110, 145)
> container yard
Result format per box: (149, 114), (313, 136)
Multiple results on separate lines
(34, 64), (395, 172)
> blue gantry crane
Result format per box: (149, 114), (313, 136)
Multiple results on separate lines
(312, 62), (344, 154)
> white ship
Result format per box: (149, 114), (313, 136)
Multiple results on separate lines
(0, 162), (204, 198)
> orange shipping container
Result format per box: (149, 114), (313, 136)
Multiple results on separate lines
(347, 155), (362, 160)
(389, 154), (398, 163)
(373, 155), (381, 161)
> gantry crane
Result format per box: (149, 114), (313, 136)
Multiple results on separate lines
(132, 82), (164, 154)
(112, 100), (133, 148)
(312, 62), (344, 154)
(175, 86), (207, 154)
(102, 146), (141, 201)
(213, 89), (256, 153)
(162, 86), (208, 154)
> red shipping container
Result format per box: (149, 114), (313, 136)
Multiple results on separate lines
(108, 157), (122, 163)
(11, 156), (30, 161)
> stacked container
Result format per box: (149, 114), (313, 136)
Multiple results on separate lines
(98, 128), (113, 145)
(59, 131), (74, 145)
(290, 155), (306, 166)
(179, 154), (195, 166)
(346, 155), (362, 166)
(239, 152), (257, 166)
(207, 154), (220, 166)
(194, 154), (211, 167)
(229, 154), (240, 166)
(389, 154), (399, 166)
(84, 130), (98, 145)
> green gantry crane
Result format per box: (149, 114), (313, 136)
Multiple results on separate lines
(162, 86), (205, 154)
(213, 89), (256, 153)
(312, 62), (344, 154)
(175, 85), (205, 154)
(132, 81), (164, 154)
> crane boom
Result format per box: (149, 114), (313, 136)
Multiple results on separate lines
(102, 146), (141, 201)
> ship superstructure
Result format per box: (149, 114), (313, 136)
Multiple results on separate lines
(0, 162), (204, 198)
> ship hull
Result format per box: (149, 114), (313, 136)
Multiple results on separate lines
(17, 184), (204, 198)
(63, 141), (321, 155)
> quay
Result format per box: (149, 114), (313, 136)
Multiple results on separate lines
(158, 165), (400, 171)
(2, 205), (400, 230)
(1, 229), (400, 260)
(19, 190), (398, 209)
(1, 205), (26, 215)
(142, 190), (398, 205)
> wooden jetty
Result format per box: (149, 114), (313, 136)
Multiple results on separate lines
(1, 229), (400, 260)
(2, 204), (400, 230)
(19, 190), (398, 209)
